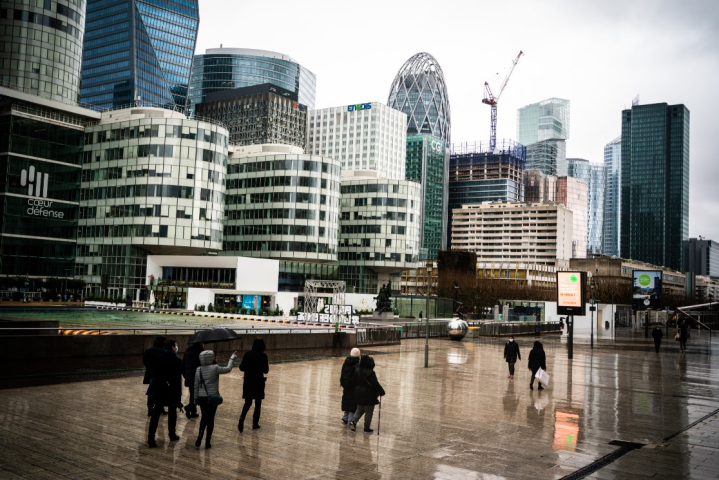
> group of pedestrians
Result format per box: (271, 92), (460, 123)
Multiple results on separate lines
(503, 336), (548, 390)
(143, 336), (268, 449)
(340, 348), (385, 434)
(652, 320), (690, 353)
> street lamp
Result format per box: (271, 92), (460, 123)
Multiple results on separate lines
(424, 261), (433, 368)
(590, 275), (595, 349)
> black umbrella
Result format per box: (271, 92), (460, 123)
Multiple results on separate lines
(189, 327), (239, 344)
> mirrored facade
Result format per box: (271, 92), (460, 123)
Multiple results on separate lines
(556, 176), (588, 259)
(518, 98), (570, 176)
(80, 0), (199, 110)
(568, 158), (607, 256)
(603, 137), (621, 257)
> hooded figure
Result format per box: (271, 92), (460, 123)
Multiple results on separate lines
(193, 349), (236, 449)
(182, 342), (204, 418)
(527, 341), (547, 390)
(147, 339), (182, 447)
(340, 348), (361, 425)
(503, 336), (521, 379)
(238, 338), (270, 432)
(349, 354), (385, 434)
(142, 335), (166, 416)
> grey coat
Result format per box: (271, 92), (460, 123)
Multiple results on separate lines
(194, 350), (235, 401)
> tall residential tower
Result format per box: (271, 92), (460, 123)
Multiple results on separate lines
(603, 137), (621, 257)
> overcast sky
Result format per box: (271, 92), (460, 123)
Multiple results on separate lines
(196, 0), (719, 243)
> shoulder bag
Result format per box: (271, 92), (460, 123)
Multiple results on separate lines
(199, 368), (223, 406)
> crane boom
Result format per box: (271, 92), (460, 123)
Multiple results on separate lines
(482, 50), (524, 152)
(496, 50), (523, 102)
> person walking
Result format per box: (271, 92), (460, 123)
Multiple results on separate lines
(340, 348), (361, 426)
(527, 341), (547, 391)
(652, 325), (663, 353)
(503, 335), (521, 379)
(678, 320), (688, 353)
(349, 354), (385, 434)
(182, 341), (204, 419)
(147, 339), (183, 447)
(238, 338), (269, 433)
(194, 349), (236, 449)
(142, 335), (166, 416)
(418, 311), (423, 323)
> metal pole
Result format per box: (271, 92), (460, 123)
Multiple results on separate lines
(568, 315), (574, 359)
(425, 266), (430, 368)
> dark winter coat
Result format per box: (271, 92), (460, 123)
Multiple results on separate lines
(142, 336), (166, 384)
(527, 341), (546, 372)
(352, 355), (385, 406)
(679, 324), (688, 342)
(503, 341), (521, 363)
(652, 328), (663, 342)
(340, 356), (360, 412)
(153, 350), (183, 408)
(182, 343), (204, 387)
(240, 338), (269, 400)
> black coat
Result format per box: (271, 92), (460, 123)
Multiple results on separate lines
(182, 344), (203, 387)
(352, 355), (385, 406)
(527, 343), (546, 372)
(240, 339), (269, 400)
(153, 350), (183, 408)
(340, 356), (359, 412)
(142, 336), (166, 384)
(503, 341), (521, 363)
(652, 328), (663, 341)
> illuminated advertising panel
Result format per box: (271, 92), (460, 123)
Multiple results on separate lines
(632, 270), (662, 310)
(556, 271), (586, 316)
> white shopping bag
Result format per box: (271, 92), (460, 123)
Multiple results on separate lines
(535, 367), (550, 386)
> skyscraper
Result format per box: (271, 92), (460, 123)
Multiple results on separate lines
(603, 137), (621, 256)
(686, 238), (719, 279)
(567, 158), (607, 256)
(517, 98), (570, 176)
(621, 103), (689, 271)
(80, 0), (199, 110)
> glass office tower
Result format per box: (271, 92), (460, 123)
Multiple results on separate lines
(621, 103), (690, 271)
(603, 137), (621, 256)
(567, 158), (607, 256)
(517, 98), (570, 176)
(0, 0), (86, 103)
(80, 0), (199, 110)
(189, 48), (317, 113)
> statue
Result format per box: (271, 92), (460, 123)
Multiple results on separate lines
(374, 282), (393, 313)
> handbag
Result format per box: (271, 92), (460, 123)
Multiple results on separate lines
(674, 332), (681, 341)
(535, 367), (550, 386)
(199, 368), (223, 406)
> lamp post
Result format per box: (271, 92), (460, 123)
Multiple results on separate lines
(64, 268), (70, 301)
(590, 276), (595, 349)
(425, 262), (432, 368)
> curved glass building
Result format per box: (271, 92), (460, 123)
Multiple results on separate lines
(188, 48), (317, 113)
(0, 0), (86, 103)
(388, 52), (451, 144)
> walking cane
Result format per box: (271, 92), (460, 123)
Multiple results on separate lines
(377, 396), (382, 435)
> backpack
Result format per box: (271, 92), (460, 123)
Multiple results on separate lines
(340, 362), (354, 389)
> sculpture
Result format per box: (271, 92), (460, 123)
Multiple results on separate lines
(374, 282), (393, 313)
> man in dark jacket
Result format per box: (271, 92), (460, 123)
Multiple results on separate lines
(340, 348), (361, 425)
(652, 326), (663, 353)
(503, 336), (521, 379)
(349, 354), (385, 434)
(147, 339), (184, 447)
(142, 335), (166, 416)
(527, 341), (547, 390)
(238, 338), (269, 432)
(182, 342), (204, 418)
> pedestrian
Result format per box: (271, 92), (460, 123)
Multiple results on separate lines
(194, 349), (236, 449)
(182, 341), (204, 419)
(238, 338), (269, 433)
(678, 320), (688, 353)
(142, 335), (167, 416)
(349, 354), (385, 434)
(503, 335), (521, 379)
(418, 311), (423, 322)
(340, 348), (361, 426)
(147, 339), (184, 447)
(527, 341), (547, 391)
(652, 325), (663, 353)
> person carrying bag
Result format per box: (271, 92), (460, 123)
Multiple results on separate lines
(194, 350), (236, 449)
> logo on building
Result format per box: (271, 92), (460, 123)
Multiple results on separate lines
(20, 166), (49, 198)
(430, 140), (444, 154)
(348, 103), (371, 112)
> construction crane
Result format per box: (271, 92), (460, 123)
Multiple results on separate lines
(482, 50), (524, 153)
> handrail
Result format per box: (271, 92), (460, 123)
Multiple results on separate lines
(0, 327), (339, 335)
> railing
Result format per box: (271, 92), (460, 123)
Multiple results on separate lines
(0, 326), (337, 335)
(355, 326), (401, 346)
(395, 321), (448, 340)
(466, 321), (561, 336)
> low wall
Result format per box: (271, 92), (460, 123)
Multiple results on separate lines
(0, 318), (59, 336)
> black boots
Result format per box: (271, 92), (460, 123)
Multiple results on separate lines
(238, 415), (245, 433)
(195, 427), (205, 448)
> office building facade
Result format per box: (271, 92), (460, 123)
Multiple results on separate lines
(308, 102), (407, 179)
(603, 137), (621, 256)
(77, 107), (229, 299)
(194, 83), (307, 148)
(567, 158), (607, 256)
(621, 103), (689, 271)
(80, 0), (199, 110)
(686, 238), (719, 279)
(189, 48), (317, 113)
(388, 52), (451, 144)
(518, 98), (570, 176)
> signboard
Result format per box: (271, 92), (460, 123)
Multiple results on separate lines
(241, 295), (259, 311)
(297, 304), (359, 325)
(632, 270), (662, 310)
(347, 103), (371, 112)
(556, 271), (586, 316)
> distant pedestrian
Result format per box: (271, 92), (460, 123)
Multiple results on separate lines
(238, 338), (269, 433)
(527, 341), (547, 391)
(678, 321), (688, 353)
(349, 354), (385, 434)
(182, 341), (204, 419)
(142, 335), (166, 416)
(194, 349), (236, 449)
(503, 336), (521, 379)
(652, 325), (663, 353)
(418, 311), (423, 322)
(340, 348), (361, 426)
(147, 339), (183, 447)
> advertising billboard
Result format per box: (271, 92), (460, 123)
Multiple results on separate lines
(556, 271), (586, 316)
(632, 270), (662, 310)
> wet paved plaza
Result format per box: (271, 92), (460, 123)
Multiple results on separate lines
(0, 334), (717, 479)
